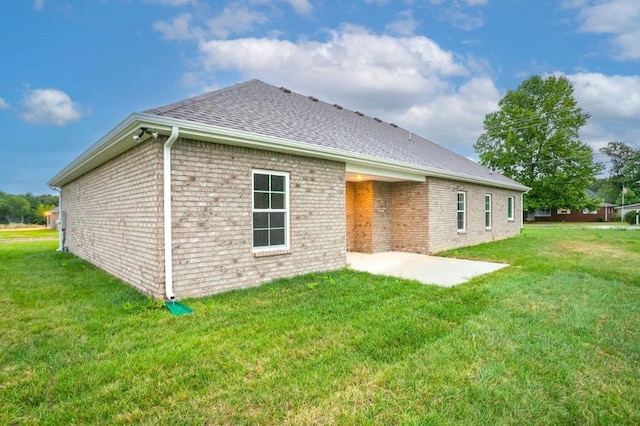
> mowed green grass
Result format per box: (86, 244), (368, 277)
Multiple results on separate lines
(0, 228), (58, 240)
(1, 228), (639, 424)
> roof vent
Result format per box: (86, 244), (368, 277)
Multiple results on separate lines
(390, 123), (398, 128)
(280, 87), (291, 94)
(355, 111), (364, 116)
(333, 104), (343, 110)
(374, 118), (382, 123)
(309, 96), (319, 102)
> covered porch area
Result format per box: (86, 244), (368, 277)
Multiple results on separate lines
(345, 164), (429, 255)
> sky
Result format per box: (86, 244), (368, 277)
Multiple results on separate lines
(1, 0), (639, 195)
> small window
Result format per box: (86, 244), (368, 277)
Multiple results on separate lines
(485, 194), (492, 229)
(457, 191), (466, 231)
(557, 208), (571, 215)
(253, 170), (289, 250)
(535, 209), (551, 217)
(507, 196), (515, 221)
(583, 208), (597, 214)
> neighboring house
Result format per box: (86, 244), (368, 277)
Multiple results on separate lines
(46, 206), (60, 230)
(48, 80), (528, 300)
(529, 189), (615, 222)
(531, 203), (616, 222)
(615, 202), (640, 221)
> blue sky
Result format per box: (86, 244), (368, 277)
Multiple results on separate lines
(1, 0), (639, 194)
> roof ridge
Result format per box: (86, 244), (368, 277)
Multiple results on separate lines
(143, 79), (264, 115)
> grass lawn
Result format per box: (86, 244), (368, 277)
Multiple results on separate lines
(1, 228), (639, 424)
(0, 228), (58, 240)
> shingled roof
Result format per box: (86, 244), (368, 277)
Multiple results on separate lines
(144, 79), (523, 190)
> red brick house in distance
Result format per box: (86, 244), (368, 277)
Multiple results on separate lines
(48, 80), (529, 300)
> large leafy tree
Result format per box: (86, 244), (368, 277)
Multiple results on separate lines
(474, 75), (603, 215)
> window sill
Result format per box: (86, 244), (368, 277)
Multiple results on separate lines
(253, 248), (292, 258)
(457, 230), (467, 234)
(485, 227), (492, 231)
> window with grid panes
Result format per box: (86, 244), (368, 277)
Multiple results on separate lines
(252, 170), (289, 250)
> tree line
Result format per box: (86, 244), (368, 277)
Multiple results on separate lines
(0, 191), (59, 225)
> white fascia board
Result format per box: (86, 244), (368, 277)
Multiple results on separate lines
(48, 112), (530, 192)
(48, 114), (144, 187)
(145, 115), (529, 192)
(345, 164), (425, 182)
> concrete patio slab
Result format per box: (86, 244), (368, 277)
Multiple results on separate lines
(347, 251), (509, 287)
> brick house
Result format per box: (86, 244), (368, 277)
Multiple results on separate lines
(48, 80), (528, 300)
(531, 203), (616, 222)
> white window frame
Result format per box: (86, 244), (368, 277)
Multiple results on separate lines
(457, 191), (466, 232)
(252, 169), (290, 252)
(557, 208), (571, 215)
(507, 196), (515, 221)
(485, 194), (492, 229)
(534, 208), (551, 217)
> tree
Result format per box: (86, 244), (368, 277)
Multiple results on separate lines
(598, 142), (640, 204)
(600, 141), (635, 178)
(6, 195), (31, 223)
(474, 75), (603, 216)
(0, 192), (9, 224)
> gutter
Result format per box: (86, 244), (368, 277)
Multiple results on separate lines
(48, 113), (530, 193)
(163, 126), (180, 300)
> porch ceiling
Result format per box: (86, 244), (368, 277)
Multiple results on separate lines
(345, 172), (407, 182)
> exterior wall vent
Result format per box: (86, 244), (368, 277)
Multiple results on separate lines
(374, 118), (382, 123)
(309, 96), (319, 102)
(390, 123), (398, 128)
(280, 87), (291, 93)
(355, 111), (364, 116)
(333, 104), (343, 109)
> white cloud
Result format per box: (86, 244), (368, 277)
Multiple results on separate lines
(19, 88), (88, 126)
(206, 4), (270, 39)
(285, 0), (313, 16)
(567, 72), (640, 149)
(395, 76), (500, 150)
(423, 0), (488, 31)
(386, 10), (419, 36)
(154, 4), (270, 40)
(0, 98), (9, 110)
(33, 0), (45, 10)
(154, 13), (200, 40)
(566, 0), (640, 60)
(190, 25), (503, 156)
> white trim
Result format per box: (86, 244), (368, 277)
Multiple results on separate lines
(49, 113), (530, 192)
(485, 193), (492, 230)
(252, 169), (290, 252)
(507, 196), (515, 221)
(345, 163), (425, 182)
(457, 191), (466, 232)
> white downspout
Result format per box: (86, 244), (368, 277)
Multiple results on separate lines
(50, 186), (64, 251)
(164, 126), (180, 300)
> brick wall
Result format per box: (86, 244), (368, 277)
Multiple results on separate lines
(372, 181), (392, 252)
(390, 181), (429, 253)
(61, 140), (165, 297)
(426, 177), (522, 253)
(346, 181), (373, 253)
(345, 182), (355, 251)
(170, 139), (346, 298)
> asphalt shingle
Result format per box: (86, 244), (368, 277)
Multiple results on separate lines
(144, 79), (523, 188)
